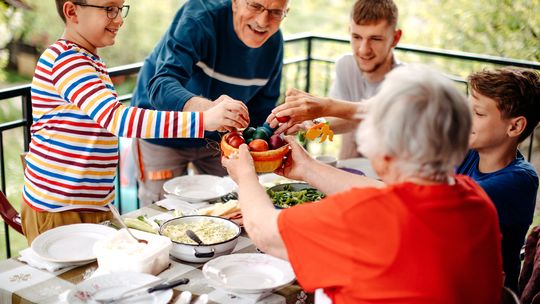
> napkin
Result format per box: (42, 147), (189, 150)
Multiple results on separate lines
(18, 248), (89, 273)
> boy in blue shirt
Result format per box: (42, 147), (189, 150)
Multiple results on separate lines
(457, 67), (539, 292)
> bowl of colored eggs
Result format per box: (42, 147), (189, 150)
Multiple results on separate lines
(221, 123), (290, 173)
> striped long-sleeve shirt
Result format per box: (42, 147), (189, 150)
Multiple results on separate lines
(23, 39), (204, 212)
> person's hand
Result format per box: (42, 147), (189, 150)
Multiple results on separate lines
(204, 95), (250, 132)
(275, 120), (315, 135)
(221, 144), (257, 184)
(274, 136), (315, 181)
(267, 88), (330, 133)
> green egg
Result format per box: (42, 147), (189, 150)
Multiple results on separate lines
(253, 128), (270, 141)
(242, 127), (256, 140)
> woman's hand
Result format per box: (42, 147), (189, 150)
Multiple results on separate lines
(221, 144), (258, 184)
(274, 136), (315, 181)
(204, 95), (250, 132)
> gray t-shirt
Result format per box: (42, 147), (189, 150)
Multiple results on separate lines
(328, 54), (400, 159)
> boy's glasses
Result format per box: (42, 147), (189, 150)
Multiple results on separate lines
(73, 3), (130, 19)
(244, 0), (288, 21)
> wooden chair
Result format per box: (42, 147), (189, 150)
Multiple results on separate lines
(501, 286), (520, 304)
(0, 190), (23, 234)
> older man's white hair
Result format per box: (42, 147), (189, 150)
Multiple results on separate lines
(357, 64), (471, 182)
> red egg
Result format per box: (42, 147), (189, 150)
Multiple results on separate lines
(227, 135), (245, 148)
(276, 115), (290, 123)
(248, 139), (269, 152)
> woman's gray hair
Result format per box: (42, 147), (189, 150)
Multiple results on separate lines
(357, 64), (471, 181)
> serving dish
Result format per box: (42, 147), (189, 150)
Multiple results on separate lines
(160, 215), (241, 263)
(267, 182), (325, 209)
(221, 134), (290, 173)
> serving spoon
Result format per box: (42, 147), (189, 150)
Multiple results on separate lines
(186, 229), (204, 245)
(109, 203), (148, 244)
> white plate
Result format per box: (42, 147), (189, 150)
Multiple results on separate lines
(31, 223), (116, 263)
(66, 272), (172, 304)
(202, 253), (295, 294)
(163, 175), (236, 202)
(258, 173), (300, 188)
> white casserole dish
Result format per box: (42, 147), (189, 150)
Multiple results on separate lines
(160, 215), (241, 263)
(93, 228), (172, 275)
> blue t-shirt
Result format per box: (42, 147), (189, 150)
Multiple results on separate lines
(457, 149), (538, 291)
(131, 0), (284, 148)
(457, 150), (538, 227)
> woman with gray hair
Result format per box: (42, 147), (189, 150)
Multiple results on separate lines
(222, 65), (502, 303)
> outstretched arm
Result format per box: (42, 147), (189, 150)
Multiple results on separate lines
(267, 88), (367, 135)
(222, 144), (288, 259)
(274, 136), (384, 195)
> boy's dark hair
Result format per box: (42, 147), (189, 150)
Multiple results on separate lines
(55, 0), (85, 23)
(351, 0), (398, 28)
(469, 67), (540, 142)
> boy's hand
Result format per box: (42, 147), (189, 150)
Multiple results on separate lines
(204, 95), (250, 132)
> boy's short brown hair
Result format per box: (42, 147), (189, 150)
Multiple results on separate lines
(351, 0), (398, 28)
(469, 67), (540, 142)
(55, 0), (86, 23)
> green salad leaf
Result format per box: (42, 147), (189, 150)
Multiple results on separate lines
(267, 184), (325, 208)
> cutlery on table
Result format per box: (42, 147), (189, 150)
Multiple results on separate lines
(186, 229), (205, 245)
(192, 293), (209, 304)
(108, 203), (148, 244)
(94, 277), (189, 303)
(174, 291), (192, 304)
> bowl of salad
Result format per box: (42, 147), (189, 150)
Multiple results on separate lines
(266, 183), (325, 209)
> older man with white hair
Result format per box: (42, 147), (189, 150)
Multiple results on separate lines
(223, 65), (503, 303)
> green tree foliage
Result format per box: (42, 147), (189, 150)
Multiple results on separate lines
(401, 0), (539, 61)
(2, 0), (538, 69)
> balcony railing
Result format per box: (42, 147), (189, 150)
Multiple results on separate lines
(1, 34), (539, 258)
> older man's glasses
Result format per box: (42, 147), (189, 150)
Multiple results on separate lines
(245, 0), (288, 21)
(73, 3), (130, 19)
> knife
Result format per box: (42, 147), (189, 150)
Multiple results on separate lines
(95, 277), (190, 303)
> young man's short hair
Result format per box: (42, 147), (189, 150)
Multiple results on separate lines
(351, 0), (398, 28)
(55, 0), (86, 23)
(468, 67), (540, 142)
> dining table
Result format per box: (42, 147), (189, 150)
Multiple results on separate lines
(0, 202), (314, 304)
(0, 157), (375, 304)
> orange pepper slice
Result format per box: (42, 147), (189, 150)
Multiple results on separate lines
(305, 122), (326, 140)
(306, 122), (334, 143)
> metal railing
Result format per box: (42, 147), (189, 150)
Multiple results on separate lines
(0, 34), (539, 258)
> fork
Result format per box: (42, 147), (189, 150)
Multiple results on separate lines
(108, 203), (148, 244)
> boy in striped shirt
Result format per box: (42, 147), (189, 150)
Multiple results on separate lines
(22, 0), (249, 243)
